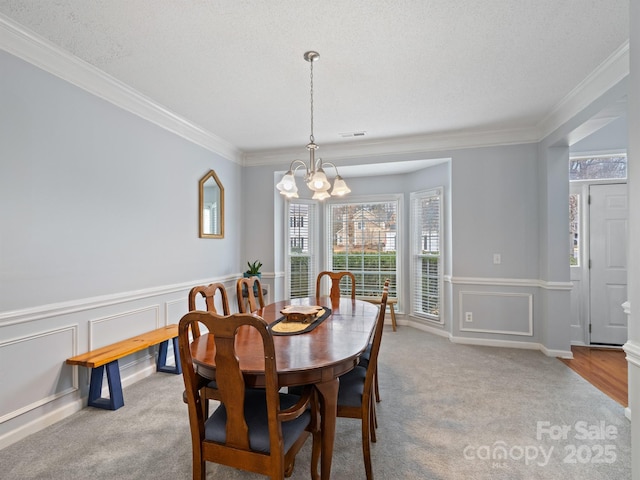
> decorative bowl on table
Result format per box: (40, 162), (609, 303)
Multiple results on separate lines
(280, 305), (324, 323)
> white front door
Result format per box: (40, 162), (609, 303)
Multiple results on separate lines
(589, 183), (628, 345)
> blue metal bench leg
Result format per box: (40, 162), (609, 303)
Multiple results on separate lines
(88, 361), (125, 410)
(157, 337), (182, 374)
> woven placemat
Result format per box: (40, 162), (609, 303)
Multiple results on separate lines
(270, 307), (332, 336)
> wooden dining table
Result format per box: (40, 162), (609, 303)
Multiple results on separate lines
(189, 295), (379, 480)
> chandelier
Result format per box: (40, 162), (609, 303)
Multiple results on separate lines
(276, 51), (351, 200)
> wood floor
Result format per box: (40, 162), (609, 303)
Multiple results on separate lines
(560, 346), (628, 407)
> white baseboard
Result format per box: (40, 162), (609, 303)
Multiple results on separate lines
(0, 398), (84, 450)
(405, 319), (573, 358)
(406, 318), (450, 338)
(540, 344), (574, 358)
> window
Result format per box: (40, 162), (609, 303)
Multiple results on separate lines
(568, 154), (627, 266)
(569, 193), (580, 266)
(286, 202), (316, 298)
(411, 188), (442, 321)
(326, 198), (399, 299)
(569, 154), (627, 181)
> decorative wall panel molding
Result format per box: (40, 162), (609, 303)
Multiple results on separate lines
(450, 276), (572, 290)
(88, 306), (160, 350)
(458, 291), (533, 336)
(0, 325), (77, 423)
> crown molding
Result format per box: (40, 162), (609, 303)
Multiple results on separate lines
(0, 13), (243, 164)
(242, 126), (541, 167)
(537, 41), (630, 140)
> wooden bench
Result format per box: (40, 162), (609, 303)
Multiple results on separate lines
(66, 324), (181, 410)
(361, 297), (398, 331)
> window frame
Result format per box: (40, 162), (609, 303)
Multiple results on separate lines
(410, 187), (443, 323)
(284, 199), (318, 299)
(324, 194), (402, 302)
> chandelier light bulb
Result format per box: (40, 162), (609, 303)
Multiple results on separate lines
(331, 175), (351, 196)
(276, 171), (299, 197)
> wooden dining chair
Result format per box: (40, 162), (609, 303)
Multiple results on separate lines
(315, 271), (356, 303)
(236, 276), (265, 313)
(188, 283), (230, 336)
(185, 283), (232, 414)
(178, 310), (321, 480)
(336, 281), (389, 480)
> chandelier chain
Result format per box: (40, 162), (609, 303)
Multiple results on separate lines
(309, 58), (314, 144)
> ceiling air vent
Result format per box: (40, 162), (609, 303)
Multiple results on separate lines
(339, 131), (367, 138)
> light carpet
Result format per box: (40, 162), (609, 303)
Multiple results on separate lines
(0, 327), (631, 479)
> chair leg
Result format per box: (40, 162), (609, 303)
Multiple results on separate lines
(309, 391), (321, 480)
(310, 428), (321, 480)
(389, 303), (397, 332)
(362, 398), (374, 480)
(192, 449), (205, 480)
(284, 458), (295, 477)
(371, 399), (377, 435)
(370, 397), (377, 443)
(374, 370), (381, 403)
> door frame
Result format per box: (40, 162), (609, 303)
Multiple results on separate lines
(569, 180), (627, 346)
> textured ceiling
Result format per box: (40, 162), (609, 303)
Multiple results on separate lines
(0, 1), (629, 155)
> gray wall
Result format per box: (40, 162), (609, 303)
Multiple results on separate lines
(0, 51), (242, 446)
(450, 144), (539, 279)
(571, 115), (628, 154)
(0, 51), (242, 311)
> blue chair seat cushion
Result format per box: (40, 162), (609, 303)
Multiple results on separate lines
(338, 365), (367, 408)
(359, 343), (372, 368)
(205, 389), (310, 454)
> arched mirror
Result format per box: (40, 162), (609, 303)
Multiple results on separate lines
(199, 170), (224, 238)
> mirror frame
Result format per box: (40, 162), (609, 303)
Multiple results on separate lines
(199, 169), (224, 238)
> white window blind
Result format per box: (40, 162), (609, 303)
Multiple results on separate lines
(411, 188), (442, 320)
(286, 201), (316, 298)
(327, 199), (398, 299)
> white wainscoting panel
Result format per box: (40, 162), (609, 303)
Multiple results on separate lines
(166, 298), (187, 325)
(0, 325), (77, 422)
(458, 291), (533, 336)
(88, 305), (160, 349)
